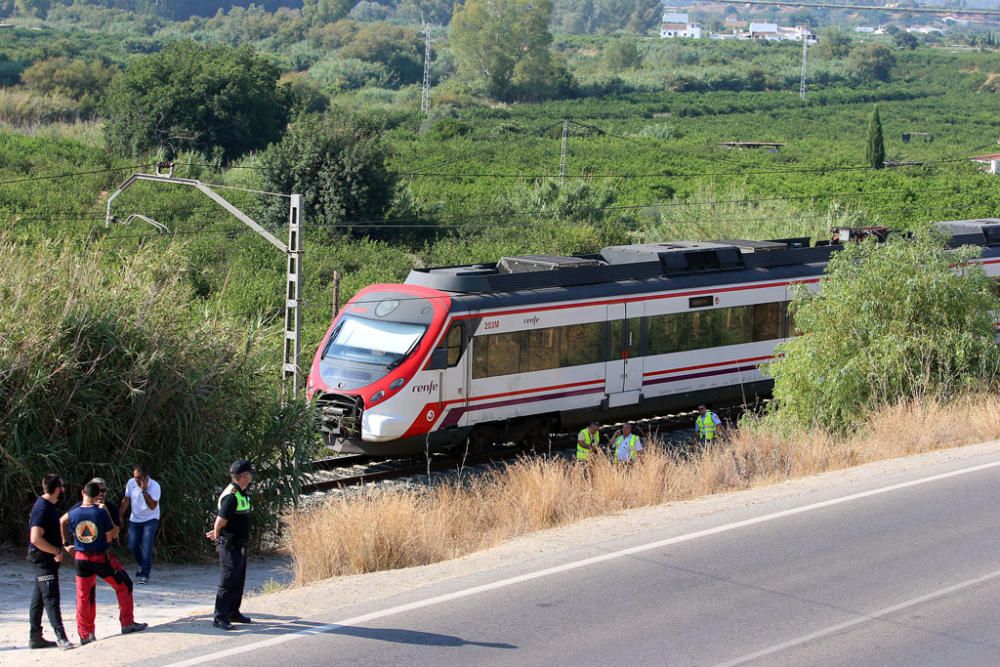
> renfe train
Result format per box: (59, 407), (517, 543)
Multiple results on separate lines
(307, 219), (1000, 456)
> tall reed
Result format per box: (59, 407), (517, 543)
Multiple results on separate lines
(0, 240), (317, 556)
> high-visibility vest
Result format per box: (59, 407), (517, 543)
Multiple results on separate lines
(696, 413), (718, 440)
(577, 429), (599, 460)
(218, 483), (251, 513)
(614, 434), (639, 461)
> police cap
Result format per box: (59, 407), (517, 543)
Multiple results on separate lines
(229, 460), (254, 476)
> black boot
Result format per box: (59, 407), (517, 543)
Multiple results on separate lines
(29, 635), (57, 649)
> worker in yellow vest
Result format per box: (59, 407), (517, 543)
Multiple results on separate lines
(695, 404), (721, 444)
(612, 422), (643, 463)
(576, 421), (601, 461)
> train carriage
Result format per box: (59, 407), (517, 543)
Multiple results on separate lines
(307, 219), (1000, 456)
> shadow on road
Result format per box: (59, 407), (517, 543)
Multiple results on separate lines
(150, 613), (517, 650)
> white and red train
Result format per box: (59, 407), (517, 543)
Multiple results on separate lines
(307, 219), (1000, 456)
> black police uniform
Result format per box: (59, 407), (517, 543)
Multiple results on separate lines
(27, 495), (68, 645)
(213, 477), (251, 625)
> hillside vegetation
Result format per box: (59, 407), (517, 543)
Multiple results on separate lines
(1, 0), (999, 549)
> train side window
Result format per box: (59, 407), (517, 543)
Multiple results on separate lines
(561, 323), (604, 367)
(688, 309), (719, 349)
(524, 327), (561, 372)
(471, 336), (488, 379)
(718, 306), (752, 346)
(648, 313), (684, 355)
(487, 331), (522, 377)
(444, 324), (464, 366)
(752, 302), (784, 342)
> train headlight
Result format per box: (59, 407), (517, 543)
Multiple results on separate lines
(369, 390), (386, 404)
(389, 377), (405, 391)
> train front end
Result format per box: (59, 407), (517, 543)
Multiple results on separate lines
(307, 284), (451, 456)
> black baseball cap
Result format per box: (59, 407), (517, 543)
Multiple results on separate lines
(229, 460), (254, 476)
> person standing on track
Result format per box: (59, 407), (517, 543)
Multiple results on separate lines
(576, 421), (602, 461)
(26, 474), (74, 651)
(612, 422), (643, 463)
(62, 482), (147, 644)
(695, 405), (722, 444)
(120, 464), (161, 585)
(207, 460), (254, 631)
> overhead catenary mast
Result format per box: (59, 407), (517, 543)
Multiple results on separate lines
(421, 22), (432, 116)
(799, 31), (809, 100)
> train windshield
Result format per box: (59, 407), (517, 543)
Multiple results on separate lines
(323, 315), (426, 368)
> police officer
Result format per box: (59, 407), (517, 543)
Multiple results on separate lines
(26, 474), (74, 651)
(576, 421), (601, 461)
(207, 460), (254, 631)
(695, 404), (722, 444)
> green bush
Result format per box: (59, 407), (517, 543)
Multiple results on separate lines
(766, 231), (1000, 432)
(0, 241), (317, 556)
(102, 41), (290, 161)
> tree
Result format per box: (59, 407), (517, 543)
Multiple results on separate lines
(260, 113), (396, 232)
(848, 43), (896, 82)
(603, 39), (643, 71)
(893, 31), (919, 49)
(340, 23), (424, 85)
(302, 0), (357, 26)
(866, 104), (885, 169)
(397, 0), (459, 24)
(626, 0), (661, 34)
(815, 28), (852, 59)
(103, 42), (290, 161)
(21, 57), (120, 113)
(767, 232), (1000, 432)
(13, 0), (49, 17)
(450, 0), (566, 102)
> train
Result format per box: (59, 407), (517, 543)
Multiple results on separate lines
(306, 219), (1000, 456)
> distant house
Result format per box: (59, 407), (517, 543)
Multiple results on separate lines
(907, 25), (944, 34)
(660, 12), (702, 38)
(971, 153), (1000, 174)
(855, 26), (875, 33)
(779, 25), (817, 43)
(748, 22), (782, 40)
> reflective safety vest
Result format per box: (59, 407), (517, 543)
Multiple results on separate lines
(218, 483), (251, 513)
(614, 434), (639, 461)
(696, 413), (718, 440)
(577, 429), (600, 460)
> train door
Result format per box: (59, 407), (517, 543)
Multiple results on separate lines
(430, 322), (469, 425)
(604, 302), (645, 408)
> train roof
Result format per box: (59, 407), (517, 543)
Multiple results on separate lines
(405, 219), (1000, 296)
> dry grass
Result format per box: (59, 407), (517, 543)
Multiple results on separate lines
(287, 395), (1000, 586)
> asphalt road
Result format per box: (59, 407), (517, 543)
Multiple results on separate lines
(156, 449), (1000, 667)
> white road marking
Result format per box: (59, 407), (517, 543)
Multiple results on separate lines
(165, 457), (1000, 667)
(712, 568), (1000, 667)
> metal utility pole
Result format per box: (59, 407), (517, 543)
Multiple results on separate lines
(421, 23), (432, 116)
(105, 163), (305, 397)
(799, 34), (809, 100)
(559, 119), (569, 184)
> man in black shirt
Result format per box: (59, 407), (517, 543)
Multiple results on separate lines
(27, 474), (75, 650)
(206, 460), (253, 631)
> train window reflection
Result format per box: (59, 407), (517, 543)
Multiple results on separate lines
(324, 316), (426, 367)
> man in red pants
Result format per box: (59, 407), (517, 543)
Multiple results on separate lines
(61, 481), (147, 644)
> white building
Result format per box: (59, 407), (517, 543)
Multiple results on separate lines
(748, 22), (782, 40)
(779, 25), (817, 43)
(660, 12), (703, 38)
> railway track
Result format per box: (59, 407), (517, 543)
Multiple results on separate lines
(299, 405), (752, 496)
